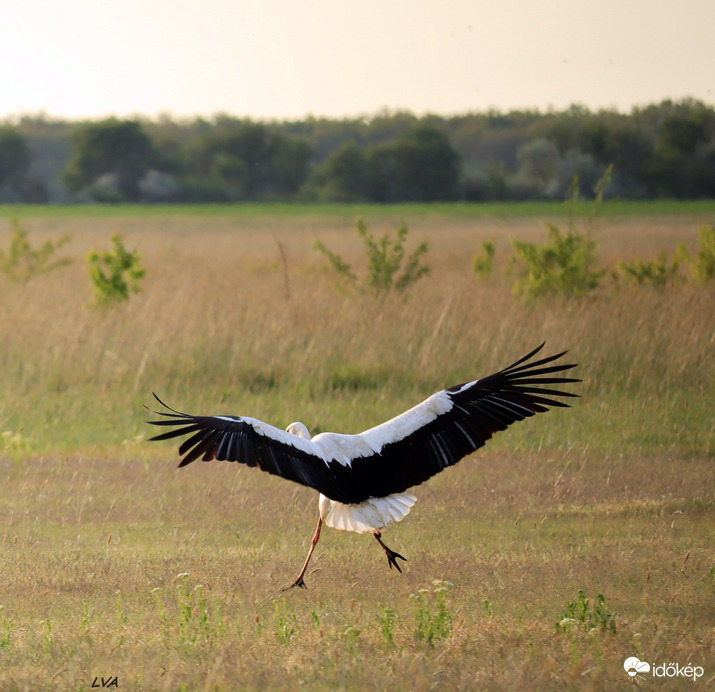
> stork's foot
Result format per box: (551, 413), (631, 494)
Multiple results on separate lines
(374, 532), (407, 573)
(383, 546), (407, 573)
(282, 576), (308, 591)
(282, 516), (322, 591)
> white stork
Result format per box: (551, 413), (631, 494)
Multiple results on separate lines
(147, 343), (578, 588)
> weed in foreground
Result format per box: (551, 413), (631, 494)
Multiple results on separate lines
(556, 589), (617, 635)
(152, 574), (226, 648)
(0, 606), (12, 650)
(379, 603), (397, 647)
(410, 579), (455, 648)
(272, 596), (298, 646)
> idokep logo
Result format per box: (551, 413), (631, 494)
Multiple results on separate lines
(624, 656), (705, 683)
(624, 657), (650, 683)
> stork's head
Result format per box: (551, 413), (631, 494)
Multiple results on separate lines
(286, 422), (311, 440)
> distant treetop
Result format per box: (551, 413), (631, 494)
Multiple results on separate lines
(2, 98), (714, 203)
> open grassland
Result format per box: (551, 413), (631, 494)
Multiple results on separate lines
(0, 205), (713, 690)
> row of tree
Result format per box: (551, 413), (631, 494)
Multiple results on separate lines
(1, 98), (714, 203)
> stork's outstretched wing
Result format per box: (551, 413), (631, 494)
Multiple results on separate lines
(344, 343), (579, 499)
(147, 343), (579, 504)
(146, 398), (344, 492)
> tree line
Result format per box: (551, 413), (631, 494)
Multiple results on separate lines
(1, 98), (714, 204)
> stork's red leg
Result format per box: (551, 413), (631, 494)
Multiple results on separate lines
(283, 516), (323, 590)
(374, 532), (406, 573)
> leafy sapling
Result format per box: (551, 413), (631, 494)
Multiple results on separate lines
(0, 215), (71, 282)
(314, 217), (429, 296)
(87, 232), (146, 305)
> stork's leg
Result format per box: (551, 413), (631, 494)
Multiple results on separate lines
(374, 532), (406, 573)
(283, 516), (323, 590)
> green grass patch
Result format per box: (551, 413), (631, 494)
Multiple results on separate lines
(3, 198), (715, 220)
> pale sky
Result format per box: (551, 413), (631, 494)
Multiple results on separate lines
(2, 0), (714, 121)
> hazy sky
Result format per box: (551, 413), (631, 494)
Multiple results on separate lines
(2, 0), (714, 121)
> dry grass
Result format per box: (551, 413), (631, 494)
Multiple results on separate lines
(0, 209), (713, 690)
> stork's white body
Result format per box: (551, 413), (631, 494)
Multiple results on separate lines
(286, 421), (417, 534)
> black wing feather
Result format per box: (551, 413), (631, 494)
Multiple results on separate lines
(146, 395), (358, 500)
(145, 344), (579, 504)
(341, 343), (580, 499)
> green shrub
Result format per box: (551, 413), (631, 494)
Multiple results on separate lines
(0, 215), (71, 282)
(683, 225), (715, 283)
(472, 240), (495, 279)
(615, 250), (682, 287)
(87, 232), (146, 305)
(509, 168), (611, 300)
(314, 217), (429, 296)
(511, 223), (605, 299)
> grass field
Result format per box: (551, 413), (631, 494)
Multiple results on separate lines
(4, 199), (715, 221)
(0, 204), (713, 690)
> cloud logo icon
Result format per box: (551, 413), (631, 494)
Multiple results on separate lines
(624, 657), (651, 677)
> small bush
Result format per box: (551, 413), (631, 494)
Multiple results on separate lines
(87, 232), (146, 305)
(511, 223), (605, 299)
(615, 250), (682, 287)
(472, 240), (495, 279)
(683, 225), (715, 283)
(509, 168), (611, 300)
(0, 215), (71, 282)
(314, 217), (429, 296)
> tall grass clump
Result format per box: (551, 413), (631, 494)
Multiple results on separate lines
(314, 216), (429, 296)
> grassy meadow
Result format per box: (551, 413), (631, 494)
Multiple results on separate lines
(0, 203), (713, 690)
